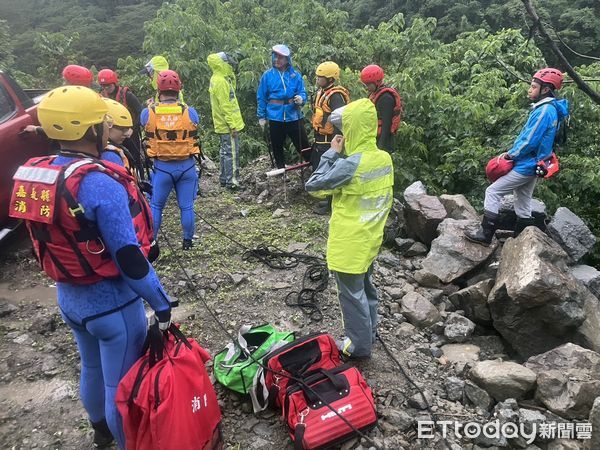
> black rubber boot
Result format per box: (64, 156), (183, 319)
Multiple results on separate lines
(91, 419), (114, 449)
(514, 217), (535, 237)
(182, 239), (193, 250)
(465, 211), (499, 246)
(314, 197), (332, 215)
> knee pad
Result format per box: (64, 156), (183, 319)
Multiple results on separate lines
(115, 245), (149, 280)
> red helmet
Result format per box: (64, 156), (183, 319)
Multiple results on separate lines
(360, 64), (385, 84)
(533, 68), (563, 90)
(98, 69), (118, 85)
(62, 65), (93, 87)
(486, 155), (514, 183)
(156, 69), (182, 92)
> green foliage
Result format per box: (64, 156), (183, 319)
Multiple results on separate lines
(327, 0), (600, 67)
(3, 0), (599, 262)
(0, 0), (159, 86)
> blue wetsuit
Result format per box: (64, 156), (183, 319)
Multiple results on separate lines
(53, 154), (172, 449)
(140, 104), (200, 241)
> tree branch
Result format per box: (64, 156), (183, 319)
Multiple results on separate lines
(521, 0), (600, 105)
(495, 57), (530, 84)
(545, 22), (600, 62)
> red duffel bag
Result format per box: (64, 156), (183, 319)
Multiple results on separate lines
(252, 333), (342, 412)
(116, 324), (223, 450)
(284, 364), (378, 450)
(486, 154), (514, 182)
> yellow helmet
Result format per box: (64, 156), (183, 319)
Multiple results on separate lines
(38, 86), (108, 141)
(103, 98), (133, 127)
(316, 61), (340, 80)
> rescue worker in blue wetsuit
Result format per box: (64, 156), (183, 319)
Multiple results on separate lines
(257, 44), (310, 168)
(140, 69), (201, 250)
(9, 86), (174, 449)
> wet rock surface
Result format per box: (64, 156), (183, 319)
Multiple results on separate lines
(1, 173), (597, 450)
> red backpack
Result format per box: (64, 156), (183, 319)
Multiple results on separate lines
(252, 333), (342, 412)
(116, 324), (223, 450)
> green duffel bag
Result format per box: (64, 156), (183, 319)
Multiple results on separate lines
(213, 324), (294, 395)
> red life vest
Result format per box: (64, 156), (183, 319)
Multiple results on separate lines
(9, 155), (153, 285)
(115, 86), (129, 108)
(100, 85), (129, 108)
(369, 86), (402, 137)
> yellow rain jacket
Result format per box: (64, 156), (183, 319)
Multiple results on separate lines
(305, 99), (394, 274)
(207, 53), (245, 134)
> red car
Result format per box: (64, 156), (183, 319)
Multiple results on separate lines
(0, 71), (52, 241)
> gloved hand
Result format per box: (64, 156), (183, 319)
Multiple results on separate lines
(258, 118), (267, 130)
(155, 309), (171, 331)
(535, 162), (548, 178)
(147, 239), (160, 262)
(293, 95), (303, 105)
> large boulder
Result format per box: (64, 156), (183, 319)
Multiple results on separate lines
(421, 219), (497, 283)
(524, 343), (600, 419)
(449, 278), (494, 325)
(402, 182), (447, 245)
(488, 227), (587, 358)
(469, 360), (536, 401)
(400, 291), (441, 327)
(497, 195), (547, 231)
(439, 194), (479, 221)
(574, 291), (600, 353)
(547, 207), (597, 263)
(571, 265), (600, 299)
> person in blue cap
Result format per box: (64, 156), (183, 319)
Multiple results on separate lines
(257, 44), (310, 169)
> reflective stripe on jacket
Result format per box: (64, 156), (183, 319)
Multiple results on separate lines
(305, 99), (394, 274)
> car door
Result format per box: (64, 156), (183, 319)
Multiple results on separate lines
(0, 81), (49, 233)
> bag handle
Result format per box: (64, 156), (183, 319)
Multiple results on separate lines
(302, 368), (346, 405)
(222, 324), (253, 364)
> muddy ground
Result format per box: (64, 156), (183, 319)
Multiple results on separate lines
(0, 158), (493, 450)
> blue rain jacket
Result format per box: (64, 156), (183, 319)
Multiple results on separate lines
(257, 54), (307, 123)
(508, 97), (569, 176)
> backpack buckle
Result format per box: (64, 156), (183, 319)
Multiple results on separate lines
(69, 204), (85, 216)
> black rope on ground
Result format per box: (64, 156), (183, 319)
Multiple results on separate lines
(284, 263), (329, 322)
(377, 334), (451, 450)
(158, 226), (383, 450)
(195, 211), (329, 321)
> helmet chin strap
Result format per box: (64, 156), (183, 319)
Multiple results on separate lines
(94, 123), (105, 157)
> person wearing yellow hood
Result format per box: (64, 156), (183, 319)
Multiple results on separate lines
(207, 52), (245, 190)
(139, 56), (184, 105)
(305, 98), (394, 358)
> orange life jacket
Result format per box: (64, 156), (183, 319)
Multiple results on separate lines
(9, 156), (153, 284)
(144, 102), (199, 160)
(311, 86), (350, 140)
(369, 86), (402, 136)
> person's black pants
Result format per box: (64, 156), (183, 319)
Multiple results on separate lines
(269, 119), (310, 169)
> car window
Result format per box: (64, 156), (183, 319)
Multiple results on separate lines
(0, 85), (17, 124)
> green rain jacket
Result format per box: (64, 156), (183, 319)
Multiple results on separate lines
(305, 98), (394, 274)
(207, 53), (245, 134)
